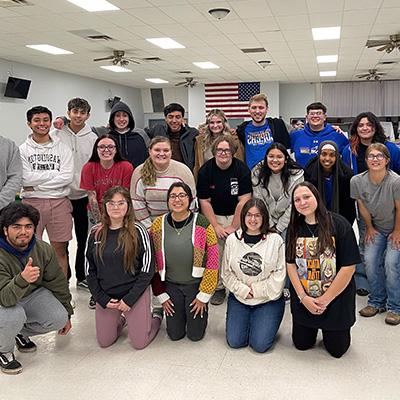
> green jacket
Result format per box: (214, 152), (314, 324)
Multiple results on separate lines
(0, 239), (73, 316)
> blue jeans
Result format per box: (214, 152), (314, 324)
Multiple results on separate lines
(355, 218), (370, 291)
(226, 293), (284, 353)
(364, 231), (400, 314)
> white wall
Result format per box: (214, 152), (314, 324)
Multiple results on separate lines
(0, 58), (144, 145)
(279, 83), (319, 123)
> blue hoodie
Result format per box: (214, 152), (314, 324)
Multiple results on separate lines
(291, 123), (349, 167)
(341, 140), (400, 174)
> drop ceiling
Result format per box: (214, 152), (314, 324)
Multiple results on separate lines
(0, 0), (399, 87)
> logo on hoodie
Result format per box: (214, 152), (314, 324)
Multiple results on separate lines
(28, 153), (61, 171)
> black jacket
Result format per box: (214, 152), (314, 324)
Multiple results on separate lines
(148, 123), (198, 170)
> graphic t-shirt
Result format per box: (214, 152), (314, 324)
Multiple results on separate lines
(197, 158), (252, 216)
(286, 212), (361, 330)
(80, 161), (133, 205)
(244, 121), (273, 169)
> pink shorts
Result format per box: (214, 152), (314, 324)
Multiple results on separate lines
(22, 198), (73, 242)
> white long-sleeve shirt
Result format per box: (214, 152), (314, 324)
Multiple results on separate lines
(222, 230), (286, 305)
(19, 134), (74, 199)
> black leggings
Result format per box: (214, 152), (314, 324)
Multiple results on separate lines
(292, 322), (351, 358)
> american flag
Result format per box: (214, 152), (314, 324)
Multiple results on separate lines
(205, 82), (260, 119)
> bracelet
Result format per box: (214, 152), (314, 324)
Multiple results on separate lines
(298, 293), (307, 303)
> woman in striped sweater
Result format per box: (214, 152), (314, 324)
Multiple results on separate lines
(130, 136), (197, 230)
(151, 182), (219, 341)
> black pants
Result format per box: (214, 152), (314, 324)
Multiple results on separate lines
(292, 322), (351, 358)
(69, 197), (89, 282)
(165, 282), (208, 342)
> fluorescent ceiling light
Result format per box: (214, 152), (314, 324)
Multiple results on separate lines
(320, 71), (336, 77)
(312, 26), (341, 40)
(193, 62), (220, 69)
(146, 38), (185, 49)
(26, 44), (73, 55)
(146, 78), (169, 84)
(101, 65), (131, 73)
(66, 0), (119, 12)
(317, 55), (338, 63)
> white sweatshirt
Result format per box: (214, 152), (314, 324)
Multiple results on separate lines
(19, 134), (74, 199)
(222, 230), (286, 305)
(51, 124), (97, 200)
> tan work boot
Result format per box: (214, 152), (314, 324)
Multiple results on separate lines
(385, 311), (400, 326)
(359, 305), (386, 317)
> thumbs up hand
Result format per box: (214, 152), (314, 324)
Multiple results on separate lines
(21, 257), (40, 283)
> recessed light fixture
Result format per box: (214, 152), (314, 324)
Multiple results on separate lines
(26, 44), (73, 55)
(193, 62), (219, 69)
(312, 27), (341, 41)
(66, 0), (119, 12)
(320, 71), (336, 77)
(146, 38), (185, 49)
(101, 65), (131, 73)
(317, 55), (338, 63)
(146, 78), (169, 84)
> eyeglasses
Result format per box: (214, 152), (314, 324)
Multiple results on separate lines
(169, 193), (188, 200)
(97, 145), (116, 151)
(106, 201), (127, 208)
(308, 111), (325, 116)
(216, 148), (232, 155)
(367, 153), (385, 161)
(245, 212), (262, 220)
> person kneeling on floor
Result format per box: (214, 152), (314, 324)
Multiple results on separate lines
(0, 202), (73, 375)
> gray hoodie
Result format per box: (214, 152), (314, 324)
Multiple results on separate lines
(0, 136), (22, 209)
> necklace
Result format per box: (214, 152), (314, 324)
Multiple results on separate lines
(305, 222), (318, 238)
(171, 213), (191, 236)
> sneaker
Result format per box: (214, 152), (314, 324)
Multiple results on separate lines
(0, 352), (22, 375)
(356, 288), (369, 296)
(359, 305), (386, 317)
(88, 296), (96, 310)
(15, 334), (37, 353)
(152, 307), (164, 320)
(76, 279), (89, 291)
(210, 289), (226, 306)
(385, 311), (400, 326)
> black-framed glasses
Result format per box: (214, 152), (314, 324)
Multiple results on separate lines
(97, 144), (116, 151)
(215, 148), (232, 155)
(169, 193), (188, 200)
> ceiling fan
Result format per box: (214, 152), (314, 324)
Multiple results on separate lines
(356, 69), (386, 81)
(175, 77), (199, 87)
(366, 34), (400, 53)
(93, 50), (141, 66)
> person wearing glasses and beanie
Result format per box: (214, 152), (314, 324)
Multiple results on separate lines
(197, 135), (252, 305)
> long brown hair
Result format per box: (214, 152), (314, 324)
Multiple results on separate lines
(96, 186), (138, 272)
(286, 182), (334, 260)
(141, 136), (171, 186)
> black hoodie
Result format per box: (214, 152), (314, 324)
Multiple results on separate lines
(108, 101), (148, 168)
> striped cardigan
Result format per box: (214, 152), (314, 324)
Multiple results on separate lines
(150, 213), (219, 303)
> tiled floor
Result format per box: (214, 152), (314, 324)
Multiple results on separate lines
(2, 238), (399, 400)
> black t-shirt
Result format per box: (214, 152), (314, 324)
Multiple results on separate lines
(286, 212), (361, 330)
(356, 143), (368, 173)
(243, 232), (263, 245)
(197, 157), (252, 216)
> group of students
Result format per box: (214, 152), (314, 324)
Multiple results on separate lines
(0, 92), (399, 376)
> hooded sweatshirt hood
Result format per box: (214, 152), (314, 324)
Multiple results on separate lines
(109, 101), (135, 131)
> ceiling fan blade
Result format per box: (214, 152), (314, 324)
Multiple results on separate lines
(93, 56), (114, 62)
(125, 58), (141, 65)
(377, 44), (391, 52)
(175, 82), (186, 87)
(366, 40), (390, 48)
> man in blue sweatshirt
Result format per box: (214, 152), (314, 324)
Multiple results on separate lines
(291, 102), (349, 167)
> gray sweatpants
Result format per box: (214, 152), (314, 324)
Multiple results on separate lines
(0, 287), (68, 353)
